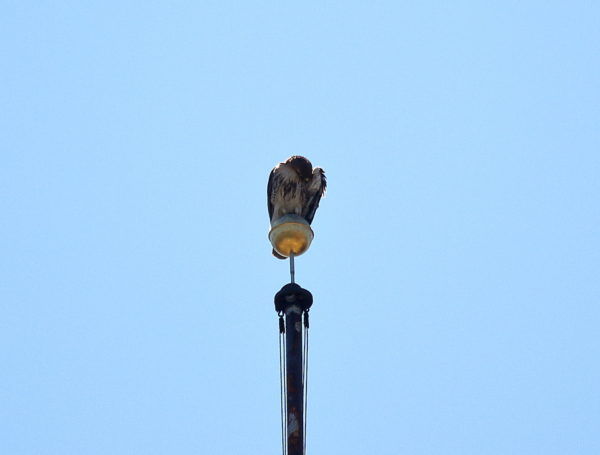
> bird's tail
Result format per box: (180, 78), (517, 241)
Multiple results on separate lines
(272, 248), (286, 260)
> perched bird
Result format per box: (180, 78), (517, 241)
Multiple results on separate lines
(267, 156), (327, 259)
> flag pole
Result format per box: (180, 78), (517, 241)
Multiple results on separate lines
(270, 214), (315, 454)
(275, 282), (312, 455)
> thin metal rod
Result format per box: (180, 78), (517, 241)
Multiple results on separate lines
(290, 254), (295, 284)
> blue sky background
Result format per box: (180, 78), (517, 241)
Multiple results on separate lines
(1, 1), (599, 454)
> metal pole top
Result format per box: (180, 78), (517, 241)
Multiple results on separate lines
(274, 283), (313, 314)
(269, 214), (314, 259)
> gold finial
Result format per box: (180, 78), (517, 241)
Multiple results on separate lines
(269, 214), (314, 258)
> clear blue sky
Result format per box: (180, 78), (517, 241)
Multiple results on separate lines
(1, 2), (599, 454)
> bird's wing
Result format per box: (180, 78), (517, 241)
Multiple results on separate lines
(267, 168), (276, 221)
(303, 168), (326, 225)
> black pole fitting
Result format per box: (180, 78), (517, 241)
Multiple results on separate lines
(274, 283), (313, 314)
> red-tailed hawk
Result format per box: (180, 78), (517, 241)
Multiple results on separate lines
(268, 156), (327, 259)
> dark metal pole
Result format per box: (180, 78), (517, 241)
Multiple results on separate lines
(275, 283), (313, 455)
(285, 304), (303, 454)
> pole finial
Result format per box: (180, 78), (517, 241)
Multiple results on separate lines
(269, 214), (314, 259)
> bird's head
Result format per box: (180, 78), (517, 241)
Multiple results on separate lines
(287, 156), (313, 181)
